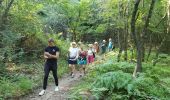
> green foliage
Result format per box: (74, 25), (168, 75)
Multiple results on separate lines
(91, 71), (132, 98)
(70, 52), (170, 100)
(0, 76), (33, 99)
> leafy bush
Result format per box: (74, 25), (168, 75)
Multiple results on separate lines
(70, 53), (170, 100)
(91, 71), (132, 99)
(0, 76), (33, 99)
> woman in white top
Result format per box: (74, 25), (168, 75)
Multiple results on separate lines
(68, 42), (79, 78)
(87, 44), (95, 64)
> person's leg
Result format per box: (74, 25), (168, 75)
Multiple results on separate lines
(83, 60), (87, 74)
(43, 64), (50, 90)
(89, 55), (93, 63)
(87, 55), (90, 64)
(71, 64), (76, 77)
(69, 64), (73, 75)
(51, 64), (58, 87)
(91, 55), (94, 63)
(82, 64), (86, 75)
(79, 65), (83, 77)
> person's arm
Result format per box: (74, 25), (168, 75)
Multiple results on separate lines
(50, 47), (60, 59)
(44, 52), (50, 59)
(50, 52), (59, 59)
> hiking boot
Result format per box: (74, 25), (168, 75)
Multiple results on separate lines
(39, 90), (45, 96)
(55, 86), (59, 92)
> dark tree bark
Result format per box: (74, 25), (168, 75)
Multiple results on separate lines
(0, 0), (15, 30)
(0, 0), (3, 6)
(131, 0), (141, 76)
(146, 34), (152, 61)
(123, 17), (128, 61)
(124, 1), (130, 61)
(117, 29), (123, 62)
(141, 0), (156, 62)
(117, 1), (123, 62)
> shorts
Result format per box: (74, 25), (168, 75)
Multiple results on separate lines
(88, 55), (94, 64)
(78, 59), (87, 65)
(68, 59), (77, 64)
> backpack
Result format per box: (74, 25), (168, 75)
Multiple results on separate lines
(93, 52), (95, 58)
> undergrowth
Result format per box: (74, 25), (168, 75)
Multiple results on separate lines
(69, 51), (170, 100)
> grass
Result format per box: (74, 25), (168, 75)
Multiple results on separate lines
(0, 58), (69, 99)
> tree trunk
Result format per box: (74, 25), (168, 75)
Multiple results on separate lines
(0, 0), (15, 30)
(117, 1), (123, 62)
(72, 29), (76, 41)
(141, 0), (156, 62)
(168, 0), (170, 41)
(131, 0), (141, 77)
(117, 29), (123, 62)
(124, 21), (128, 61)
(130, 46), (134, 62)
(146, 34), (152, 61)
(0, 0), (3, 6)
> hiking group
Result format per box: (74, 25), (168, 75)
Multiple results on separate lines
(39, 38), (114, 96)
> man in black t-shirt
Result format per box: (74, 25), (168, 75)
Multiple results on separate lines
(39, 38), (60, 96)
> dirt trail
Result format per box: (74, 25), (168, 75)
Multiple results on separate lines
(19, 55), (103, 100)
(20, 72), (82, 100)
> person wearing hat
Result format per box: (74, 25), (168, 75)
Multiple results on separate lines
(101, 40), (106, 54)
(39, 38), (60, 96)
(93, 42), (100, 54)
(68, 42), (79, 78)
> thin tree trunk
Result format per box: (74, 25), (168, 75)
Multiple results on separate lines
(117, 1), (123, 62)
(0, 0), (3, 6)
(0, 0), (15, 30)
(72, 29), (76, 41)
(117, 29), (123, 62)
(141, 0), (156, 62)
(131, 0), (141, 77)
(124, 20), (128, 61)
(146, 34), (152, 61)
(130, 46), (134, 62)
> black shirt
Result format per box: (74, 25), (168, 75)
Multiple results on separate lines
(45, 46), (59, 64)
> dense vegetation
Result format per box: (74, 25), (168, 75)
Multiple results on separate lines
(0, 0), (169, 99)
(69, 52), (170, 99)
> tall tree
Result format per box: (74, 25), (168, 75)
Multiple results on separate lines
(141, 0), (156, 61)
(131, 0), (141, 77)
(0, 0), (15, 30)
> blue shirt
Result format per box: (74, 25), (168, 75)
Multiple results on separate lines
(108, 42), (113, 49)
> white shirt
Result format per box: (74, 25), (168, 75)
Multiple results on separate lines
(87, 49), (93, 56)
(69, 47), (78, 58)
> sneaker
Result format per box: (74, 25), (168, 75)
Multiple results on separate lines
(55, 86), (59, 91)
(39, 90), (45, 96)
(79, 74), (83, 77)
(70, 72), (73, 76)
(71, 74), (75, 78)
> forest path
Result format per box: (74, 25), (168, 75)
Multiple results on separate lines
(20, 54), (103, 100)
(20, 72), (82, 100)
